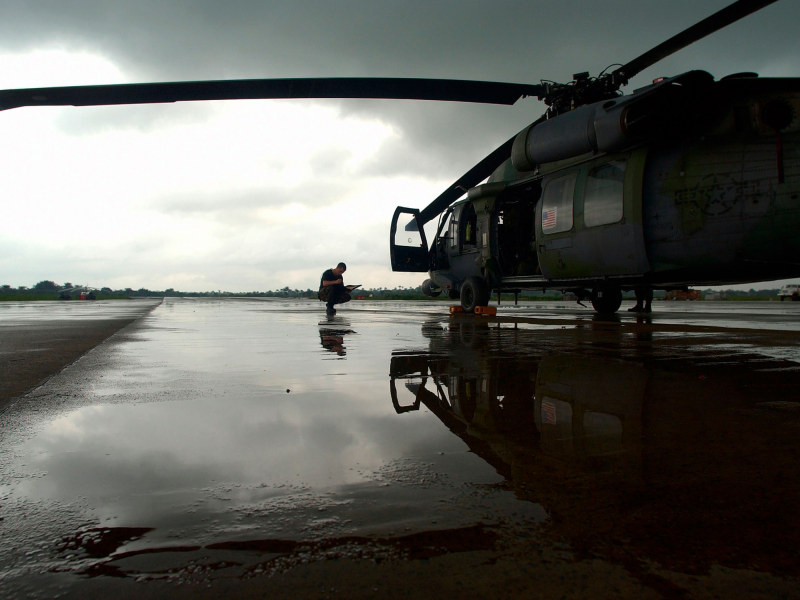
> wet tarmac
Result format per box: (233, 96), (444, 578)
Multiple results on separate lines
(1, 298), (800, 599)
(0, 300), (162, 412)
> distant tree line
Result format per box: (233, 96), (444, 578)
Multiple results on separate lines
(700, 288), (781, 297)
(0, 280), (787, 301)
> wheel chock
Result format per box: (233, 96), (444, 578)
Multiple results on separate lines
(475, 306), (497, 316)
(449, 305), (464, 314)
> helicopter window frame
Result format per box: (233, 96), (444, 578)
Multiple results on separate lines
(541, 172), (577, 235)
(461, 202), (478, 248)
(448, 206), (461, 249)
(583, 159), (626, 228)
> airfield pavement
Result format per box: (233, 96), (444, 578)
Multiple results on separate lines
(0, 299), (162, 414)
(1, 297), (800, 599)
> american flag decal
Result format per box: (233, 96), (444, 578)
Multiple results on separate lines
(542, 207), (557, 230)
(541, 401), (556, 425)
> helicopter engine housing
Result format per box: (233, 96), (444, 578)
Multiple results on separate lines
(512, 71), (712, 171)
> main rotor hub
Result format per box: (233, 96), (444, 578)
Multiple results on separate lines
(541, 71), (623, 117)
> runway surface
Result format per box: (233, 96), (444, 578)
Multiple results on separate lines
(1, 298), (799, 599)
(0, 299), (162, 412)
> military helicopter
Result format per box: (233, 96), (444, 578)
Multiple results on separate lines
(1, 0), (795, 313)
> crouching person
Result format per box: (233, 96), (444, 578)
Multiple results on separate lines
(319, 262), (350, 315)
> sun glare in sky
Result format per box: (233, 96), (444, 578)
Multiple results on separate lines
(1, 50), (442, 291)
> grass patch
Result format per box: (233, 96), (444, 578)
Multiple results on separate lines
(0, 294), (131, 302)
(0, 294), (60, 301)
(355, 294), (569, 302)
(718, 296), (779, 302)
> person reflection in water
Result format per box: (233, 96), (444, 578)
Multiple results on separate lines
(319, 327), (354, 356)
(318, 262), (350, 316)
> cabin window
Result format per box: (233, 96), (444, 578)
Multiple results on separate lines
(582, 412), (624, 456)
(584, 160), (626, 227)
(394, 213), (423, 248)
(541, 172), (576, 234)
(461, 203), (478, 247)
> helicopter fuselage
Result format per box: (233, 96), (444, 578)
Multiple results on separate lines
(390, 74), (800, 312)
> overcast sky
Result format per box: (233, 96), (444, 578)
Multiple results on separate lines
(1, 0), (798, 292)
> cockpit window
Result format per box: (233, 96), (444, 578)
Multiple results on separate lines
(541, 172), (576, 234)
(584, 160), (626, 227)
(448, 207), (460, 248)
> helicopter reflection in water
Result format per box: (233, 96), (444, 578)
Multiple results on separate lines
(389, 318), (800, 576)
(391, 328), (645, 490)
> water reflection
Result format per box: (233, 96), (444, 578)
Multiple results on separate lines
(634, 314), (654, 341)
(318, 316), (355, 357)
(391, 333), (643, 493)
(3, 299), (800, 597)
(389, 317), (800, 576)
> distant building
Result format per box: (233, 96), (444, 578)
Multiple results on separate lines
(779, 285), (800, 301)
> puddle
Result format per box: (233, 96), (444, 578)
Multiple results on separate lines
(2, 298), (800, 598)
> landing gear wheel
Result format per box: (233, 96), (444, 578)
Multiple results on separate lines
(591, 286), (622, 314)
(459, 322), (488, 349)
(460, 277), (490, 313)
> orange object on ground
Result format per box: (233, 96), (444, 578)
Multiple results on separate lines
(475, 306), (497, 316)
(449, 305), (464, 314)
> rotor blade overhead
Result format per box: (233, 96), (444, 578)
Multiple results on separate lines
(614, 0), (780, 83)
(0, 78), (544, 112)
(418, 135), (516, 225)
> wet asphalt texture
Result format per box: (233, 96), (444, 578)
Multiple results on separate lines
(0, 300), (161, 413)
(1, 298), (800, 599)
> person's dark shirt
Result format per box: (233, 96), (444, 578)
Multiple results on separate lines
(320, 269), (341, 290)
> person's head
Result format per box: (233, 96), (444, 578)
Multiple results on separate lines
(333, 262), (346, 276)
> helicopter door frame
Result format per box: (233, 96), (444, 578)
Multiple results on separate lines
(536, 170), (579, 280)
(390, 206), (430, 272)
(537, 149), (650, 280)
(447, 204), (464, 255)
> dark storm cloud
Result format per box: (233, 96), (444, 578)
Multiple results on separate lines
(347, 100), (538, 179)
(2, 1), (799, 179)
(3, 1), (797, 81)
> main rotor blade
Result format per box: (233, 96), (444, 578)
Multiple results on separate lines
(418, 135), (516, 225)
(0, 78), (544, 111)
(614, 0), (780, 83)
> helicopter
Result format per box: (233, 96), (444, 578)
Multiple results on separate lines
(57, 285), (98, 301)
(0, 0), (796, 313)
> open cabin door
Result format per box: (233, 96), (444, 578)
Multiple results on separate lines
(390, 207), (430, 272)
